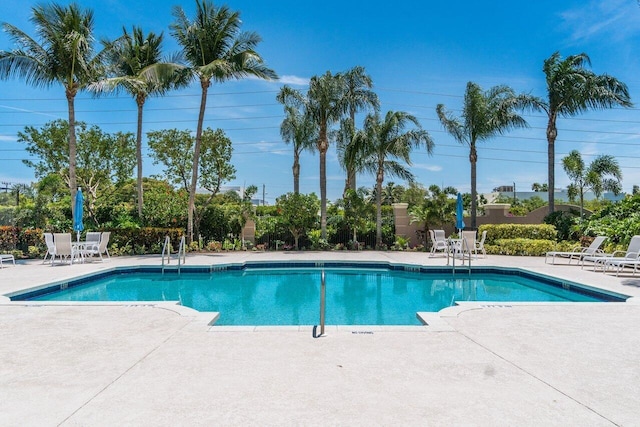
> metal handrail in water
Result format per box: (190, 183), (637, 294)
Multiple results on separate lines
(447, 237), (472, 276)
(161, 235), (171, 272)
(177, 235), (186, 273)
(313, 269), (326, 338)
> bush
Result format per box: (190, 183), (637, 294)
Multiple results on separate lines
(543, 210), (580, 241)
(485, 238), (574, 256)
(479, 224), (557, 244)
(107, 227), (184, 255)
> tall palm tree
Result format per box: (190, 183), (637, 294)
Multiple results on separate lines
(437, 82), (534, 228)
(278, 72), (348, 240)
(354, 111), (434, 248)
(562, 150), (622, 220)
(90, 26), (187, 219)
(538, 52), (631, 214)
(276, 88), (316, 194)
(171, 0), (277, 242)
(339, 66), (379, 193)
(0, 3), (113, 218)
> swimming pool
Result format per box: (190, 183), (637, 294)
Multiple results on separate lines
(12, 263), (627, 326)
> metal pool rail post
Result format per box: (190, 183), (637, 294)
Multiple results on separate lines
(313, 269), (326, 338)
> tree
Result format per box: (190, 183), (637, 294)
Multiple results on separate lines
(353, 111), (434, 248)
(278, 72), (348, 240)
(276, 192), (320, 250)
(147, 129), (194, 191)
(0, 3), (115, 218)
(538, 52), (631, 214)
(339, 188), (374, 244)
(171, 0), (277, 243)
(90, 26), (187, 218)
(437, 82), (534, 228)
(18, 119), (135, 227)
(147, 127), (236, 236)
(562, 150), (622, 219)
(409, 185), (457, 248)
(276, 89), (316, 194)
(338, 66), (379, 192)
(531, 182), (548, 192)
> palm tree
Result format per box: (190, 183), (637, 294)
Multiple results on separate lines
(276, 88), (316, 194)
(562, 150), (622, 219)
(409, 185), (457, 248)
(354, 111), (434, 248)
(437, 82), (534, 228)
(171, 0), (277, 243)
(539, 52), (631, 214)
(0, 3), (113, 218)
(339, 66), (379, 192)
(90, 26), (187, 219)
(278, 72), (348, 240)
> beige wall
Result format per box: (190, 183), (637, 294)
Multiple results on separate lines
(392, 203), (586, 248)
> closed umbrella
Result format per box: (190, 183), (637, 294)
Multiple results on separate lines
(455, 193), (465, 233)
(73, 188), (84, 243)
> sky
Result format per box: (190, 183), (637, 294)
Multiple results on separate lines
(1, 0), (640, 204)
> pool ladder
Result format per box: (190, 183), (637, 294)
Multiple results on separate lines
(447, 237), (472, 276)
(313, 270), (326, 338)
(161, 235), (186, 274)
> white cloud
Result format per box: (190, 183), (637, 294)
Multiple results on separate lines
(560, 0), (640, 43)
(246, 74), (309, 86)
(0, 135), (17, 142)
(412, 163), (443, 172)
(278, 75), (310, 86)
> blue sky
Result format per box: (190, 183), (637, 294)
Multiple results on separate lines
(1, 0), (640, 204)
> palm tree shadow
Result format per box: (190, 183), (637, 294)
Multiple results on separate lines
(621, 279), (640, 288)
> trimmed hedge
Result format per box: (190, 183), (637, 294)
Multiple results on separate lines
(0, 226), (185, 257)
(486, 238), (575, 256)
(479, 224), (557, 244)
(0, 226), (44, 253)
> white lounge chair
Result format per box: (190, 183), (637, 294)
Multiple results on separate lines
(0, 253), (15, 267)
(85, 231), (101, 247)
(43, 232), (55, 264)
(546, 236), (607, 265)
(583, 235), (640, 272)
(84, 231), (111, 261)
(475, 230), (487, 258)
(52, 233), (81, 265)
(429, 229), (448, 257)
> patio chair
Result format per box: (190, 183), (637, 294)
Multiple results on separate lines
(43, 232), (55, 264)
(429, 229), (449, 257)
(85, 232), (101, 246)
(52, 233), (81, 265)
(460, 230), (477, 259)
(583, 235), (640, 272)
(0, 253), (15, 267)
(84, 231), (111, 261)
(475, 230), (487, 258)
(546, 236), (607, 265)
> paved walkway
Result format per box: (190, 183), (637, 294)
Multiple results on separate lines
(1, 252), (639, 425)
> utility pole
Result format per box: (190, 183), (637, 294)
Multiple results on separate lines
(262, 184), (266, 206)
(513, 182), (516, 205)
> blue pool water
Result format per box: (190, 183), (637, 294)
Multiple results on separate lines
(24, 266), (616, 325)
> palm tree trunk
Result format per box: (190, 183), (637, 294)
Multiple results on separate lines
(66, 86), (78, 219)
(470, 142), (477, 229)
(293, 152), (300, 194)
(319, 124), (328, 240)
(348, 110), (357, 191)
(136, 94), (145, 219)
(375, 169), (383, 249)
(188, 78), (210, 244)
(547, 113), (557, 214)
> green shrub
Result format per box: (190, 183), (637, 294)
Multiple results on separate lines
(543, 210), (580, 241)
(485, 238), (573, 256)
(479, 224), (557, 244)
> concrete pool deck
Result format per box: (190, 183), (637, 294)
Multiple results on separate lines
(1, 251), (639, 425)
